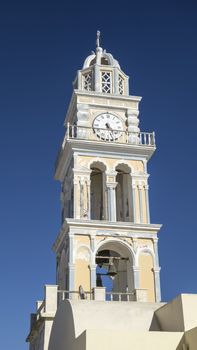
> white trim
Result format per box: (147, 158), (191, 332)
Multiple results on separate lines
(52, 219), (162, 253)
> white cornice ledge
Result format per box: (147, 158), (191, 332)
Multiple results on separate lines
(53, 219), (162, 252)
(65, 218), (162, 230)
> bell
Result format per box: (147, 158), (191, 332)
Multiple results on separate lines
(107, 258), (117, 279)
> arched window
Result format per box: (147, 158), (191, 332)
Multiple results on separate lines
(115, 164), (132, 222)
(90, 162), (106, 220)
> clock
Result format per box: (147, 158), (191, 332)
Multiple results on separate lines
(93, 113), (123, 141)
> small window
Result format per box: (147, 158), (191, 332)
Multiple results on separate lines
(101, 71), (112, 93)
(118, 75), (124, 95)
(83, 72), (92, 91)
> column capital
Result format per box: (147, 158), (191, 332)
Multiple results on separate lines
(106, 182), (118, 189)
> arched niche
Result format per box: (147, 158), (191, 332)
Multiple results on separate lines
(95, 239), (135, 300)
(90, 162), (107, 220)
(75, 245), (91, 294)
(115, 163), (132, 222)
(138, 250), (155, 302)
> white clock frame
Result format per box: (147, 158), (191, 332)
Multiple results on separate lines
(92, 113), (123, 141)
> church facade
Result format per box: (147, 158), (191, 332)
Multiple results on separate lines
(26, 32), (197, 350)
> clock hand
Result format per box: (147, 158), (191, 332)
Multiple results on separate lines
(105, 122), (112, 130)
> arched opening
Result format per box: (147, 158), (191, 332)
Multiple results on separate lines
(101, 57), (110, 65)
(115, 164), (132, 222)
(95, 240), (135, 301)
(90, 162), (106, 220)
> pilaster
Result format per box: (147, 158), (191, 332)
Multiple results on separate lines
(77, 104), (89, 138)
(127, 109), (140, 144)
(138, 183), (144, 224)
(106, 182), (117, 221)
(131, 179), (137, 223)
(145, 184), (150, 223)
(89, 264), (97, 289)
(133, 266), (140, 289)
(68, 234), (75, 295)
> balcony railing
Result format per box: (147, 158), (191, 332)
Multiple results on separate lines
(63, 123), (155, 147)
(57, 289), (136, 303)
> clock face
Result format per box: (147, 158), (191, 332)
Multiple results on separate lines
(93, 113), (123, 141)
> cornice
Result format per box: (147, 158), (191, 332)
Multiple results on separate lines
(55, 139), (155, 181)
(52, 218), (162, 253)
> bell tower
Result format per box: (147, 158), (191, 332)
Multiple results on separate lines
(54, 31), (161, 303)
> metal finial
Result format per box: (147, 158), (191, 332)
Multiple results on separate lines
(96, 30), (100, 48)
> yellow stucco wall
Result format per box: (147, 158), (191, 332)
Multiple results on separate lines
(139, 253), (155, 302)
(73, 234), (156, 301)
(76, 155), (144, 173)
(75, 260), (90, 292)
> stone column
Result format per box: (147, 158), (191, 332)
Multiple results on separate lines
(127, 109), (140, 144)
(106, 182), (117, 222)
(145, 184), (150, 223)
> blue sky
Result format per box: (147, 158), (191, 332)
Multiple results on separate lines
(1, 0), (197, 349)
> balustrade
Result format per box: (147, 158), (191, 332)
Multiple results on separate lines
(66, 123), (155, 146)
